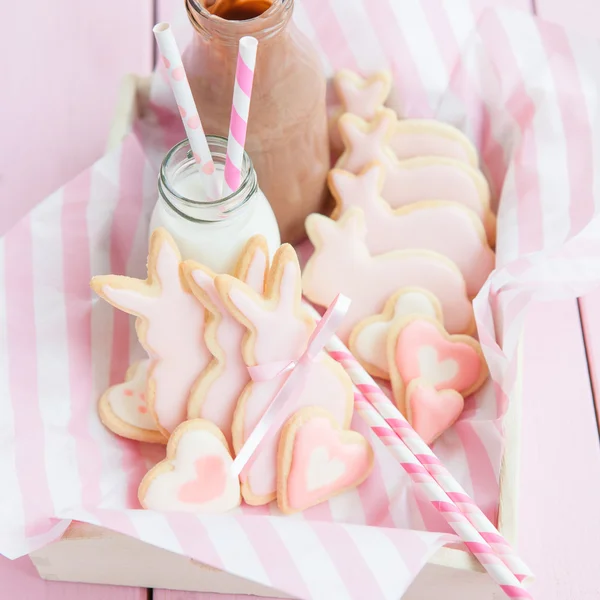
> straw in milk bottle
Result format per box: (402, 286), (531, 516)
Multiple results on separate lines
(150, 23), (280, 274)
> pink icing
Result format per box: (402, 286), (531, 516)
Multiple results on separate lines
(408, 383), (464, 445)
(223, 257), (352, 500)
(286, 417), (372, 510)
(303, 209), (474, 340)
(331, 165), (495, 296)
(336, 73), (390, 120)
(395, 320), (483, 392)
(178, 455), (227, 504)
(390, 132), (472, 164)
(189, 248), (267, 445)
(337, 112), (489, 219)
(101, 238), (211, 433)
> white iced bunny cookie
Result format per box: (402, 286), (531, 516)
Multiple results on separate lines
(303, 208), (475, 342)
(329, 163), (496, 296)
(98, 359), (167, 444)
(91, 228), (211, 436)
(183, 236), (269, 449)
(139, 419), (241, 513)
(336, 111), (495, 244)
(216, 244), (354, 506)
(349, 289), (443, 380)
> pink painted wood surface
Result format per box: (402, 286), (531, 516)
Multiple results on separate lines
(518, 300), (600, 600)
(0, 1), (154, 236)
(0, 556), (147, 600)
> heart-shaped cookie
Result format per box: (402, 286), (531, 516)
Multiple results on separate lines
(139, 419), (241, 513)
(98, 359), (167, 445)
(277, 408), (374, 514)
(388, 316), (488, 415)
(405, 380), (465, 445)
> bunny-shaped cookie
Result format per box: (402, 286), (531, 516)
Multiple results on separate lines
(183, 236), (269, 449)
(91, 228), (211, 435)
(336, 110), (495, 242)
(303, 208), (475, 341)
(216, 244), (354, 505)
(329, 163), (495, 296)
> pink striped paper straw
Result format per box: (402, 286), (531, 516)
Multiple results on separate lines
(223, 36), (258, 197)
(303, 304), (533, 598)
(153, 22), (221, 201)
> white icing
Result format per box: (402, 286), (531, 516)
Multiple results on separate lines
(355, 292), (438, 374)
(306, 446), (346, 492)
(107, 360), (159, 431)
(143, 429), (240, 513)
(417, 346), (458, 385)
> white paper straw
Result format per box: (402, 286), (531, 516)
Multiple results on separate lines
(153, 22), (221, 201)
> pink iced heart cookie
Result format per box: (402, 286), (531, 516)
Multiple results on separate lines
(277, 408), (374, 514)
(98, 359), (167, 445)
(388, 316), (488, 415)
(139, 419), (241, 513)
(405, 380), (465, 445)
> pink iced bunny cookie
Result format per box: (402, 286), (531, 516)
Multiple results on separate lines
(405, 380), (465, 446)
(216, 244), (354, 505)
(335, 111), (495, 243)
(98, 359), (167, 444)
(139, 419), (241, 513)
(91, 228), (211, 436)
(329, 69), (393, 155)
(329, 163), (495, 296)
(390, 119), (479, 166)
(387, 316), (488, 415)
(303, 208), (475, 342)
(277, 407), (374, 514)
(183, 236), (269, 449)
(349, 288), (443, 380)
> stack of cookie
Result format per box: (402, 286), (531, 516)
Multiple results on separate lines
(303, 69), (494, 444)
(91, 228), (374, 515)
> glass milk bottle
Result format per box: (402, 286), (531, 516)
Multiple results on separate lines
(150, 136), (281, 274)
(184, 0), (330, 244)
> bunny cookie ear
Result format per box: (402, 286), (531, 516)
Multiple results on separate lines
(328, 162), (385, 220)
(305, 213), (342, 249)
(234, 235), (270, 294)
(182, 262), (219, 314)
(266, 244), (303, 312)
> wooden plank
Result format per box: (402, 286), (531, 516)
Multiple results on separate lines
(535, 0), (600, 38)
(0, 0), (154, 236)
(0, 556), (147, 600)
(518, 300), (600, 600)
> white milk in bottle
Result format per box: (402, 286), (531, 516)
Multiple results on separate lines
(150, 136), (281, 273)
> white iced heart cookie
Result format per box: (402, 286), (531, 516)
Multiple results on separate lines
(98, 360), (167, 444)
(139, 419), (241, 513)
(349, 288), (443, 379)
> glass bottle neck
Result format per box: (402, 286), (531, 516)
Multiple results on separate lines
(186, 0), (294, 44)
(158, 136), (258, 224)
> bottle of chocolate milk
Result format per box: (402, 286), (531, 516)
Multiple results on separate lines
(184, 0), (330, 244)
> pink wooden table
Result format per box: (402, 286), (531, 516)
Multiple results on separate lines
(2, 1), (600, 599)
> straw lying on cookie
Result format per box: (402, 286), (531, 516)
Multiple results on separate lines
(303, 303), (533, 599)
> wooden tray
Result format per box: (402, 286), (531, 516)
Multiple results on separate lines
(30, 74), (523, 600)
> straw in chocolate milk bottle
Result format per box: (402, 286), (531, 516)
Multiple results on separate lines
(184, 0), (330, 244)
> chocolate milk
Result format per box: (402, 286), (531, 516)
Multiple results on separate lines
(185, 0), (330, 243)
